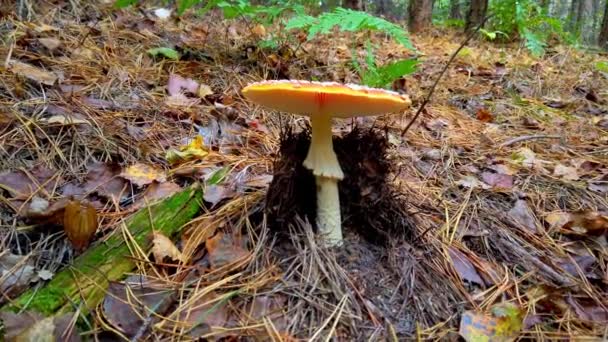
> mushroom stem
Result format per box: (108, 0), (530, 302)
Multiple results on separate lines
(315, 176), (343, 245)
(303, 112), (344, 247)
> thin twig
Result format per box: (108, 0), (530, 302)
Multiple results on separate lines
(499, 134), (561, 147)
(400, 14), (493, 137)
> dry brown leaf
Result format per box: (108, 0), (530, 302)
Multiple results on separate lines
(205, 232), (249, 269)
(38, 37), (61, 51)
(103, 275), (175, 338)
(251, 24), (266, 37)
(152, 232), (185, 263)
(63, 200), (98, 251)
(553, 164), (579, 181)
(133, 181), (181, 209)
(481, 171), (514, 189)
(83, 162), (127, 201)
(508, 199), (539, 233)
(121, 163), (166, 187)
(476, 107), (494, 123)
(40, 114), (90, 126)
(9, 60), (58, 85)
(448, 247), (484, 285)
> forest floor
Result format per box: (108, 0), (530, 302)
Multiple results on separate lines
(1, 2), (607, 341)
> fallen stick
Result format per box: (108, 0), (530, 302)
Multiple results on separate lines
(499, 134), (561, 148)
(1, 185), (203, 316)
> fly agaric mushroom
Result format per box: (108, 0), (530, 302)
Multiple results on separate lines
(242, 80), (411, 246)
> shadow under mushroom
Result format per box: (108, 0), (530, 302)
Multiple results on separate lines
(265, 125), (416, 246)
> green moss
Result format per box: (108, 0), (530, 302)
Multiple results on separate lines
(1, 186), (202, 316)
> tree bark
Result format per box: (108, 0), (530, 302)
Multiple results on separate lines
(600, 1), (608, 49)
(449, 0), (462, 20)
(408, 0), (433, 33)
(465, 0), (488, 32)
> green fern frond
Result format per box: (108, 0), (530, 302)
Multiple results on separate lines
(285, 8), (415, 51)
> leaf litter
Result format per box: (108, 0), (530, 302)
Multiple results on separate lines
(0, 3), (607, 341)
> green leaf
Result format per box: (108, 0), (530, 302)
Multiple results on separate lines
(147, 47), (180, 60)
(207, 166), (230, 185)
(595, 61), (608, 73)
(114, 0), (138, 9)
(197, 0), (224, 16)
(522, 28), (545, 57)
(285, 8), (415, 51)
(176, 0), (202, 15)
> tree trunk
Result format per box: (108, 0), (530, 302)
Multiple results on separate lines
(449, 0), (462, 20)
(343, 0), (363, 10)
(376, 0), (388, 16)
(465, 0), (488, 32)
(408, 0), (433, 33)
(569, 0), (579, 31)
(600, 1), (608, 49)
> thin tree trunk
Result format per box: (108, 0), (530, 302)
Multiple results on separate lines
(600, 1), (608, 49)
(569, 0), (580, 31)
(343, 0), (363, 10)
(408, 0), (433, 33)
(465, 0), (488, 32)
(449, 0), (461, 20)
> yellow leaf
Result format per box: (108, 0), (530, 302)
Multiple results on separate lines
(252, 24), (266, 37)
(152, 232), (185, 263)
(198, 84), (213, 98)
(166, 135), (208, 164)
(120, 163), (166, 187)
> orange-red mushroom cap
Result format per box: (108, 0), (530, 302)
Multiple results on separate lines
(242, 80), (411, 118)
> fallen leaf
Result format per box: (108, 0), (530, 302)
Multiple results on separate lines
(121, 163), (166, 187)
(148, 47), (180, 60)
(166, 135), (209, 164)
(544, 211), (571, 229)
(198, 83), (214, 98)
(83, 162), (127, 201)
(242, 294), (288, 332)
(103, 275), (175, 338)
(174, 291), (231, 338)
(151, 232), (185, 263)
(448, 247), (484, 286)
(588, 182), (608, 193)
(508, 199), (538, 233)
(251, 24), (266, 37)
(167, 73), (199, 96)
(481, 171), (514, 189)
(0, 254), (39, 297)
(40, 114), (90, 126)
(556, 254), (597, 278)
(134, 181), (181, 209)
(203, 185), (235, 207)
(205, 232), (249, 269)
(63, 200), (98, 251)
(553, 164), (579, 181)
(38, 37), (61, 51)
(0, 165), (59, 199)
(476, 107), (494, 123)
(456, 175), (490, 190)
(165, 93), (200, 107)
(565, 295), (608, 323)
(0, 311), (44, 340)
(459, 302), (523, 342)
(8, 60), (58, 85)
(37, 269), (54, 280)
(154, 8), (172, 20)
(561, 212), (608, 236)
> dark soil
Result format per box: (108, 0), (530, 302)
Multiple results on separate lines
(265, 126), (415, 246)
